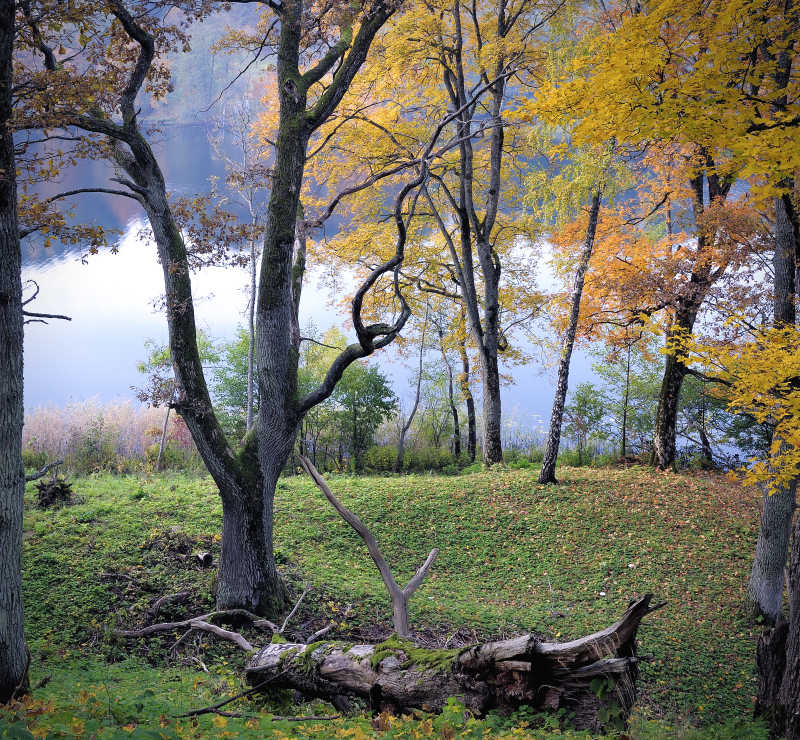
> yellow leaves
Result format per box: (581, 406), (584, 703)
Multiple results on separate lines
(680, 321), (800, 494)
(212, 714), (229, 729)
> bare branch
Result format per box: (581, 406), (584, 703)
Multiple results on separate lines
(189, 620), (253, 652)
(299, 456), (438, 637)
(279, 585), (310, 634)
(23, 310), (72, 324)
(25, 460), (64, 482)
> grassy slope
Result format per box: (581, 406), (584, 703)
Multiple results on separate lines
(3, 467), (767, 738)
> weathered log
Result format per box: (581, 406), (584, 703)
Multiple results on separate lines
(246, 594), (662, 733)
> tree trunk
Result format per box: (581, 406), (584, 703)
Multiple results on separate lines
(155, 405), (171, 472)
(246, 595), (659, 733)
(747, 191), (798, 623)
(479, 349), (503, 465)
(246, 237), (257, 433)
(621, 342), (631, 459)
(216, 452), (288, 615)
(781, 510), (800, 739)
(539, 192), (601, 484)
(436, 325), (461, 458)
(0, 0), (29, 699)
(755, 618), (788, 734)
(652, 317), (692, 470)
(394, 310), (428, 473)
(458, 338), (477, 463)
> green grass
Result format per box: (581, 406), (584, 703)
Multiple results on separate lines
(2, 467), (769, 738)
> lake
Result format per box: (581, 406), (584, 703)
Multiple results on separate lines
(20, 124), (589, 435)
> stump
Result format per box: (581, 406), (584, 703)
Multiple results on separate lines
(246, 594), (660, 733)
(35, 477), (74, 509)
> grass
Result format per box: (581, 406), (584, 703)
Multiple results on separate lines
(1, 466), (769, 738)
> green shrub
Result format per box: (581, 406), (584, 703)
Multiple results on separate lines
(21, 447), (48, 471)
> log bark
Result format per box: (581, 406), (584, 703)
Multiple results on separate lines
(0, 0), (29, 701)
(245, 595), (660, 733)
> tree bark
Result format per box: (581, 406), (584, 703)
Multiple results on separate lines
(539, 192), (601, 484)
(781, 510), (800, 739)
(652, 164), (730, 470)
(747, 190), (799, 623)
(246, 595), (660, 733)
(652, 333), (690, 471)
(621, 342), (631, 459)
(0, 0), (29, 699)
(156, 405), (171, 472)
(458, 336), (477, 463)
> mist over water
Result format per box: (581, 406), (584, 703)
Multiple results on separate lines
(20, 124), (590, 429)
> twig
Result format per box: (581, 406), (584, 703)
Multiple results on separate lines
(169, 629), (193, 654)
(174, 670), (289, 718)
(280, 585), (310, 634)
(146, 591), (190, 622)
(306, 624), (334, 642)
(117, 609), (277, 639)
(272, 714), (341, 722)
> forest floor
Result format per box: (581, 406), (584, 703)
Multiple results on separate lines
(1, 466), (772, 738)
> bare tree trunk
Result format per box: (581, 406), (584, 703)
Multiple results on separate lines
(653, 317), (692, 470)
(479, 348), (503, 464)
(155, 405), (171, 472)
(621, 341), (631, 459)
(395, 309), (428, 473)
(0, 2), (29, 698)
(782, 510), (800, 739)
(539, 192), (600, 484)
(653, 165), (730, 470)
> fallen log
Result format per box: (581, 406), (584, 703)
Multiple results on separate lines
(246, 594), (662, 733)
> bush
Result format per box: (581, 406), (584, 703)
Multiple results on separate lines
(21, 447), (47, 471)
(363, 444), (458, 473)
(22, 399), (203, 475)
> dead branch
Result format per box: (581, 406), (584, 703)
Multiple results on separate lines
(174, 670), (289, 719)
(146, 591), (190, 622)
(299, 455), (438, 638)
(280, 584), (310, 634)
(116, 608), (278, 639)
(25, 460), (63, 482)
(189, 620), (253, 652)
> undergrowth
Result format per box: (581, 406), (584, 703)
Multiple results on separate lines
(3, 467), (768, 738)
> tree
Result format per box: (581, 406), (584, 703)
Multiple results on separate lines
(562, 382), (607, 466)
(535, 0), (794, 471)
(0, 0), (28, 701)
(335, 363), (397, 473)
(538, 190), (601, 482)
(16, 0), (421, 616)
(306, 0), (559, 465)
(395, 308), (428, 472)
(592, 332), (662, 461)
(136, 333), (219, 469)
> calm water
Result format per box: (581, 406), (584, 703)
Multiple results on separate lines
(20, 124), (589, 429)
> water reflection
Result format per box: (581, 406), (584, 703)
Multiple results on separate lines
(22, 218), (336, 409)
